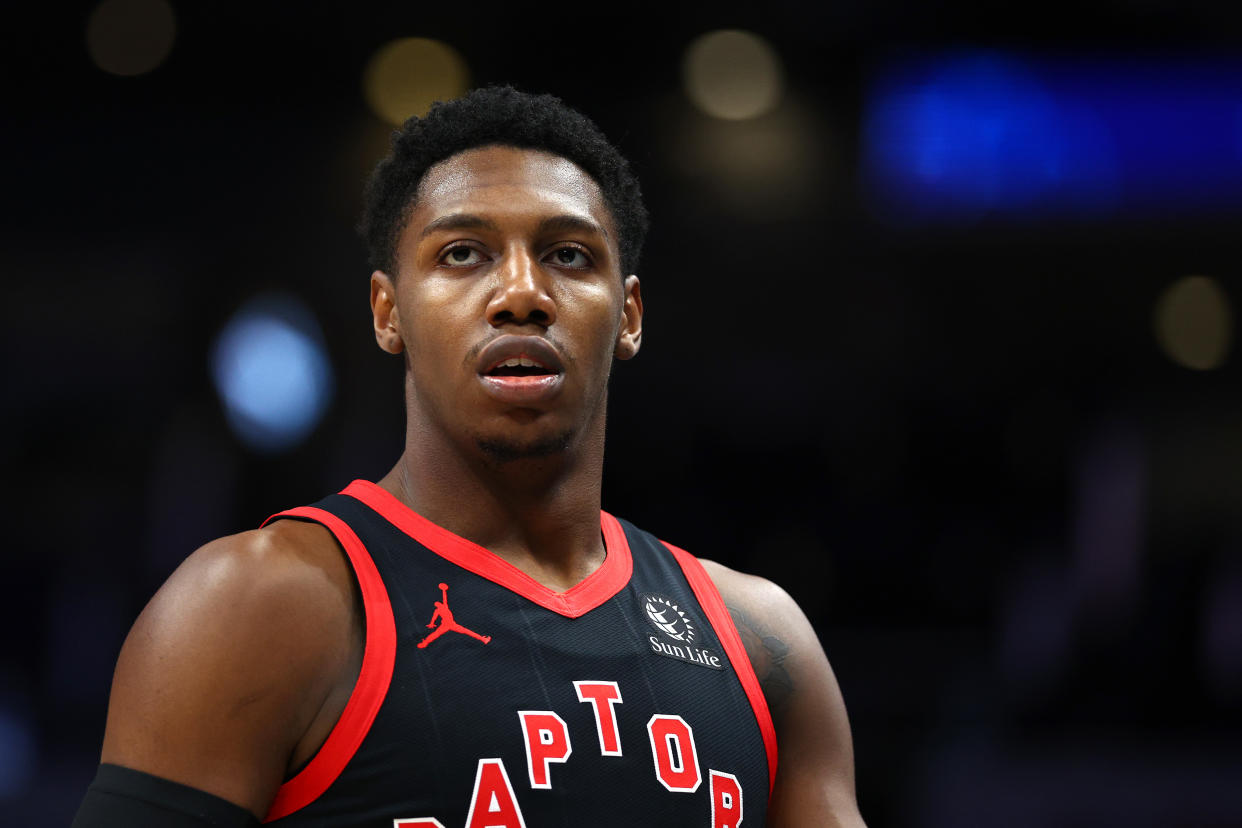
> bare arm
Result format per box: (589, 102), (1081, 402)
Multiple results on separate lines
(700, 560), (866, 828)
(99, 519), (362, 819)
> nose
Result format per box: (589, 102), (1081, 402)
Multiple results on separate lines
(486, 245), (556, 328)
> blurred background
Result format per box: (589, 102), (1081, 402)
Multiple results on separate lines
(5, 1), (1242, 825)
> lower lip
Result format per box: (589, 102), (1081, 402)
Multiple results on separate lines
(478, 373), (564, 405)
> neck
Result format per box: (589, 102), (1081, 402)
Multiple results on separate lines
(377, 391), (609, 593)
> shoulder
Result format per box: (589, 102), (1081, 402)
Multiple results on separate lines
(133, 519), (357, 636)
(101, 518), (361, 816)
(697, 557), (793, 614)
(120, 520), (358, 679)
(695, 559), (802, 719)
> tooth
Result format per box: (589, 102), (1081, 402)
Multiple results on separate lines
(500, 358), (521, 367)
(519, 356), (537, 368)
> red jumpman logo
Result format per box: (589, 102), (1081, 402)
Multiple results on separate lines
(417, 582), (492, 649)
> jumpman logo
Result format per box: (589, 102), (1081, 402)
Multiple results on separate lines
(417, 582), (491, 649)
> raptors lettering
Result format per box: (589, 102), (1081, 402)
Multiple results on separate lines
(517, 711), (571, 788)
(396, 679), (746, 827)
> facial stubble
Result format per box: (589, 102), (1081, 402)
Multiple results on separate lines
(474, 363), (612, 466)
(476, 429), (576, 463)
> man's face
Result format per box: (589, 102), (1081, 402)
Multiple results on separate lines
(371, 145), (643, 462)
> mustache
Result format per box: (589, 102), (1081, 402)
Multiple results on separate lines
(465, 331), (572, 366)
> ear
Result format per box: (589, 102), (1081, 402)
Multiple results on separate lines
(614, 275), (643, 360)
(370, 271), (405, 354)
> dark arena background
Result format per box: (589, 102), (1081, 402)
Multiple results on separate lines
(5, 2), (1242, 825)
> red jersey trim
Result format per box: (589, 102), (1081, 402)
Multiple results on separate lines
(663, 541), (779, 795)
(341, 480), (632, 619)
(259, 506), (397, 823)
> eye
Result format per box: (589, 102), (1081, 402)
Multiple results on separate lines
(548, 246), (591, 269)
(440, 245), (486, 267)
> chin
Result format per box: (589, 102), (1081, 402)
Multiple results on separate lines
(475, 429), (574, 463)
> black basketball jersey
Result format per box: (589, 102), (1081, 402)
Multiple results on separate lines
(261, 480), (776, 828)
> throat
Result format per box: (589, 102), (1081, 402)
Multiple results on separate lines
(492, 537), (609, 593)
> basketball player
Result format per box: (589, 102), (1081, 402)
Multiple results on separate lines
(74, 87), (865, 827)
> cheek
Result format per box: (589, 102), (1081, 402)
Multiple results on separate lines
(403, 282), (478, 346)
(567, 310), (623, 368)
(558, 283), (623, 330)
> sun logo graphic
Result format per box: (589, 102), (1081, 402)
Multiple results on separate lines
(643, 594), (697, 643)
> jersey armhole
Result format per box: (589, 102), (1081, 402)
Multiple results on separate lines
(662, 541), (779, 796)
(258, 506), (397, 822)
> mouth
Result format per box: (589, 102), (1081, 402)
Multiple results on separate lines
(476, 335), (566, 404)
(485, 355), (560, 380)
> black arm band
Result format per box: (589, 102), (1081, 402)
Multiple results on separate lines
(72, 763), (261, 828)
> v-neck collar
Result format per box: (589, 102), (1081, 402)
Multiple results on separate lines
(342, 479), (633, 619)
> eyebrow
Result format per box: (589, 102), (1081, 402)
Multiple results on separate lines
(417, 213), (500, 239)
(417, 212), (610, 241)
(536, 214), (610, 240)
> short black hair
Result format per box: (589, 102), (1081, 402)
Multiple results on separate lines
(360, 85), (648, 276)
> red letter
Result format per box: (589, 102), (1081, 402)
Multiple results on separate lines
(394, 821), (446, 828)
(710, 770), (743, 828)
(465, 758), (527, 828)
(518, 711), (572, 789)
(574, 680), (623, 756)
(647, 714), (701, 792)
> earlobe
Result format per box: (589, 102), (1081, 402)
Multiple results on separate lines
(614, 274), (643, 361)
(614, 336), (640, 360)
(370, 271), (405, 355)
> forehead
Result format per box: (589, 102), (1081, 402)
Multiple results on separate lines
(410, 146), (615, 235)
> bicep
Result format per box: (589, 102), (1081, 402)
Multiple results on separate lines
(765, 624), (865, 827)
(102, 586), (289, 815)
(707, 563), (866, 828)
(101, 527), (354, 818)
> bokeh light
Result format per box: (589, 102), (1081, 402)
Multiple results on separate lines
(210, 294), (335, 453)
(682, 30), (784, 121)
(85, 0), (176, 77)
(863, 54), (1118, 221)
(1153, 275), (1233, 371)
(668, 97), (826, 217)
(363, 37), (469, 126)
(864, 53), (1242, 222)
